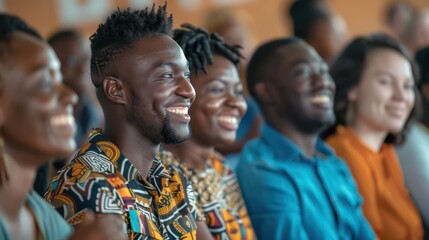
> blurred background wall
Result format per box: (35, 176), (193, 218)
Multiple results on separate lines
(2, 0), (429, 45)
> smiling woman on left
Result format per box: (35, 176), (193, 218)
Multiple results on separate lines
(0, 13), (126, 240)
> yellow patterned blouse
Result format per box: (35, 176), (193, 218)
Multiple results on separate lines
(158, 149), (255, 240)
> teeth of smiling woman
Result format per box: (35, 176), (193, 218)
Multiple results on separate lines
(309, 95), (331, 104)
(218, 116), (238, 124)
(167, 107), (188, 115)
(51, 114), (74, 126)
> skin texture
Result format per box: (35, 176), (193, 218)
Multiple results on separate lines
(0, 32), (125, 240)
(100, 34), (195, 178)
(255, 41), (335, 156)
(348, 48), (415, 151)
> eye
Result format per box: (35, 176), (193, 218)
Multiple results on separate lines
(378, 77), (392, 86)
(161, 72), (174, 78)
(295, 66), (312, 78)
(235, 87), (244, 96)
(184, 72), (191, 81)
(36, 77), (53, 93)
(404, 81), (415, 90)
(209, 85), (225, 94)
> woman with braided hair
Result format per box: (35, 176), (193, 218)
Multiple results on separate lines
(158, 24), (256, 240)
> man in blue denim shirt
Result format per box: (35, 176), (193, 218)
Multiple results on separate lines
(236, 38), (375, 240)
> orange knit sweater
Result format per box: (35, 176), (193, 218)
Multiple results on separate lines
(326, 126), (423, 240)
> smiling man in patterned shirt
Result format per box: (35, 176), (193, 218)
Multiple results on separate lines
(45, 4), (198, 239)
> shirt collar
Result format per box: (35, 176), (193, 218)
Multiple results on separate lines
(260, 123), (336, 162)
(87, 129), (171, 184)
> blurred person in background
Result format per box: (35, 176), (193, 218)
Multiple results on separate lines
(0, 13), (125, 240)
(396, 47), (429, 240)
(237, 37), (374, 239)
(159, 23), (255, 240)
(287, 0), (348, 66)
(325, 33), (423, 240)
(383, 0), (415, 42)
(402, 9), (429, 57)
(203, 8), (263, 170)
(48, 30), (103, 150)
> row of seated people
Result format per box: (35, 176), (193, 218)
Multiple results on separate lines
(0, 2), (428, 240)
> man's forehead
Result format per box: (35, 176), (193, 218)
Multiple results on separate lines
(276, 42), (323, 67)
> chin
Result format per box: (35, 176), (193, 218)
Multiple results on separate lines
(385, 120), (408, 133)
(219, 136), (236, 145)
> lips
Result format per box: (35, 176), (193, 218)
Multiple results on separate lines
(51, 112), (76, 138)
(166, 106), (191, 121)
(386, 106), (409, 119)
(217, 115), (240, 131)
(309, 90), (333, 109)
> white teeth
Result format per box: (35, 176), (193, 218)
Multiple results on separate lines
(51, 114), (74, 126)
(218, 116), (238, 124)
(167, 107), (188, 115)
(310, 95), (330, 104)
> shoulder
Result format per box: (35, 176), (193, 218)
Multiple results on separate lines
(28, 191), (73, 239)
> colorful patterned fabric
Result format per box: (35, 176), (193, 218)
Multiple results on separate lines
(158, 149), (255, 240)
(45, 129), (198, 240)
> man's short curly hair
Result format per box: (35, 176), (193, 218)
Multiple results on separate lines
(90, 3), (173, 87)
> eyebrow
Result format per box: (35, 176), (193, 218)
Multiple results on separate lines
(154, 61), (190, 70)
(289, 59), (326, 68)
(373, 70), (413, 81)
(206, 78), (242, 87)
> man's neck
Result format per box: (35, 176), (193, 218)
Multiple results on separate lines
(267, 119), (319, 158)
(165, 139), (213, 171)
(104, 124), (158, 179)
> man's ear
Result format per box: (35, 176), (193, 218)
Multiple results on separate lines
(255, 82), (274, 104)
(103, 76), (127, 105)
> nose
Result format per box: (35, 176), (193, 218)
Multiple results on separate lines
(225, 90), (248, 116)
(60, 83), (78, 107)
(392, 83), (407, 101)
(313, 72), (335, 91)
(176, 76), (196, 102)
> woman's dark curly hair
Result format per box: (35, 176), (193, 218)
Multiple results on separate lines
(173, 23), (242, 76)
(325, 33), (419, 144)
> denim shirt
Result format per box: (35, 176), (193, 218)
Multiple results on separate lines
(236, 123), (375, 240)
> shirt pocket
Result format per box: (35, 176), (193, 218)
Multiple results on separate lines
(127, 209), (163, 239)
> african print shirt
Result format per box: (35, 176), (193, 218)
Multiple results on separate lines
(158, 149), (255, 240)
(45, 129), (198, 240)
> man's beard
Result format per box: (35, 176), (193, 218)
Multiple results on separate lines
(160, 114), (190, 145)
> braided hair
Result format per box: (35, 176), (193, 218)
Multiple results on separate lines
(173, 23), (242, 76)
